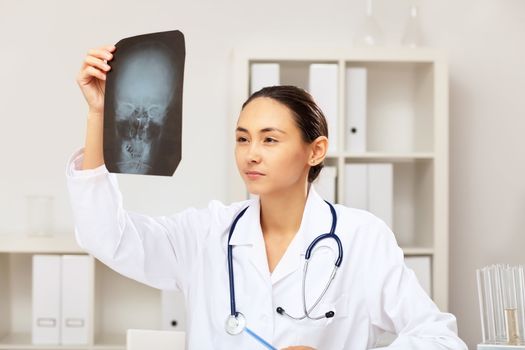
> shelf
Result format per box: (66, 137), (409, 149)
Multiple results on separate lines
(326, 152), (434, 162)
(401, 247), (434, 256)
(0, 332), (125, 350)
(237, 46), (445, 63)
(231, 46), (449, 310)
(0, 234), (82, 253)
(0, 332), (89, 349)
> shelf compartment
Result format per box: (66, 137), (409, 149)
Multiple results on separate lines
(344, 61), (434, 154)
(342, 158), (434, 248)
(94, 260), (161, 339)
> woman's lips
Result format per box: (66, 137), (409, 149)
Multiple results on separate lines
(245, 171), (265, 179)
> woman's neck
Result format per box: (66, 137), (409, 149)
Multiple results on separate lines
(259, 181), (310, 238)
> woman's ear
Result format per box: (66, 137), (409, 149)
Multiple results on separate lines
(308, 136), (328, 166)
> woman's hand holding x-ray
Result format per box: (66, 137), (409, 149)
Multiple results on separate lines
(76, 44), (116, 170)
(76, 45), (116, 117)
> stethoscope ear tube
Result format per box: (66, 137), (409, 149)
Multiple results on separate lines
(227, 206), (249, 317)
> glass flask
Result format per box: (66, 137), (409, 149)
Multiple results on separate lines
(354, 0), (385, 47)
(401, 3), (423, 48)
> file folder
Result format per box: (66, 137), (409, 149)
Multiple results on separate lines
(161, 290), (186, 331)
(250, 63), (280, 94)
(314, 166), (337, 203)
(61, 255), (93, 344)
(345, 67), (367, 153)
(127, 329), (185, 350)
(344, 164), (368, 210)
(404, 256), (432, 297)
(32, 254), (61, 344)
(308, 64), (338, 153)
(368, 163), (393, 229)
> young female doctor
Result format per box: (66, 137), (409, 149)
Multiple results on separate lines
(66, 45), (468, 350)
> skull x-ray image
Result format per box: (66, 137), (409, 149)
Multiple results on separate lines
(103, 30), (185, 176)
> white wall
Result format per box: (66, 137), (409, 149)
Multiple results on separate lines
(1, 0), (524, 348)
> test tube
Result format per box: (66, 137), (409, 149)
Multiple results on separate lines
(476, 267), (494, 344)
(493, 264), (507, 343)
(517, 265), (525, 344)
(477, 268), (488, 343)
(502, 265), (520, 345)
(483, 267), (496, 342)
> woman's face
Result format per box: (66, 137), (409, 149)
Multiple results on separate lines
(235, 97), (311, 196)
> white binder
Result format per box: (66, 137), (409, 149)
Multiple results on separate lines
(344, 164), (368, 210)
(127, 329), (185, 350)
(61, 255), (93, 345)
(32, 254), (61, 344)
(404, 256), (432, 297)
(161, 290), (186, 331)
(345, 67), (367, 152)
(367, 163), (393, 229)
(314, 166), (337, 203)
(250, 63), (280, 94)
(308, 64), (338, 153)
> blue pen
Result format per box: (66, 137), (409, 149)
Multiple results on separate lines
(244, 326), (278, 350)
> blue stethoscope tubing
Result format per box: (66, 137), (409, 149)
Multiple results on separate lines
(225, 199), (343, 348)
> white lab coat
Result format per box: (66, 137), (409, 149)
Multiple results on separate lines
(65, 147), (468, 350)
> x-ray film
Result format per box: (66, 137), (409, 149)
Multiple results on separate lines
(103, 30), (185, 176)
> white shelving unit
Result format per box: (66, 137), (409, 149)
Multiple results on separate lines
(228, 47), (449, 311)
(0, 234), (165, 350)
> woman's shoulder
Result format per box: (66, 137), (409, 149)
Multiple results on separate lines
(333, 203), (382, 226)
(332, 203), (395, 241)
(201, 196), (254, 226)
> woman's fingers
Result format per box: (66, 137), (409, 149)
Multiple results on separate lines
(77, 45), (116, 85)
(85, 65), (106, 81)
(76, 65), (105, 85)
(85, 55), (111, 73)
(87, 47), (114, 62)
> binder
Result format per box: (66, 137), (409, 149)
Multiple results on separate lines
(127, 329), (185, 350)
(404, 256), (432, 297)
(32, 254), (61, 344)
(308, 64), (338, 153)
(345, 67), (367, 153)
(250, 63), (280, 94)
(314, 166), (337, 203)
(344, 164), (368, 210)
(161, 290), (186, 331)
(367, 163), (393, 229)
(61, 255), (93, 344)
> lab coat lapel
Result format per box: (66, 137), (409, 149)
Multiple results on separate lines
(228, 198), (271, 283)
(270, 184), (333, 285)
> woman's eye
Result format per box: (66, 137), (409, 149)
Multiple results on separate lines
(236, 137), (248, 143)
(265, 137), (277, 143)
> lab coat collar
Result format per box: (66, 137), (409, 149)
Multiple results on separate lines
(228, 184), (333, 285)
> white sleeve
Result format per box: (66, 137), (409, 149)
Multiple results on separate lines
(65, 147), (215, 293)
(365, 218), (468, 350)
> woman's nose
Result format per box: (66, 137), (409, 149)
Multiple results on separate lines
(247, 143), (261, 163)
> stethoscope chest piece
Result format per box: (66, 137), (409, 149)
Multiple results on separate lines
(225, 312), (246, 335)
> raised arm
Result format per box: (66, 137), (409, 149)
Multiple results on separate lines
(67, 45), (213, 292)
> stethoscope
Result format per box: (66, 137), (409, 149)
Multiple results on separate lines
(224, 199), (343, 349)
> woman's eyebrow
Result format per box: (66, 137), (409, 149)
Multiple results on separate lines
(236, 126), (287, 134)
